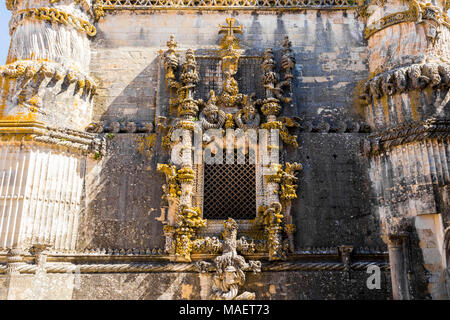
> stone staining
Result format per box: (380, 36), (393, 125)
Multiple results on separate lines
(197, 218), (261, 300)
(158, 18), (303, 271)
(0, 0), (449, 301)
(362, 0), (450, 300)
(0, 0), (98, 256)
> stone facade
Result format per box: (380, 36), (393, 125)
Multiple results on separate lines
(0, 0), (448, 300)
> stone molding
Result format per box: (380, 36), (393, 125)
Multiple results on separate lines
(0, 121), (104, 155)
(0, 260), (389, 274)
(363, 119), (450, 156)
(0, 59), (97, 98)
(93, 0), (358, 19)
(85, 120), (154, 133)
(10, 7), (96, 37)
(359, 62), (450, 105)
(363, 0), (450, 40)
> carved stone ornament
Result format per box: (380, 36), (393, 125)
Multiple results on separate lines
(197, 218), (261, 300)
(157, 18), (302, 264)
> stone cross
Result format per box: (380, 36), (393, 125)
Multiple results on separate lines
(219, 18), (243, 36)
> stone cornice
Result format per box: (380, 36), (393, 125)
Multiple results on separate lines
(93, 0), (358, 19)
(364, 119), (450, 156)
(0, 121), (104, 156)
(0, 260), (390, 274)
(7, 0), (94, 18)
(0, 247), (389, 273)
(85, 120), (154, 133)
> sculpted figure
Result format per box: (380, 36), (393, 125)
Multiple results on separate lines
(234, 95), (260, 130)
(210, 218), (261, 300)
(382, 72), (396, 96)
(200, 90), (226, 129)
(408, 64), (429, 89)
(394, 68), (408, 92)
(422, 63), (441, 87)
(219, 71), (243, 108)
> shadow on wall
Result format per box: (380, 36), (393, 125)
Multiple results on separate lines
(76, 133), (166, 251)
(289, 133), (386, 250)
(95, 58), (159, 123)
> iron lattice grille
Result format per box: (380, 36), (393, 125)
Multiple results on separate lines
(203, 158), (256, 220)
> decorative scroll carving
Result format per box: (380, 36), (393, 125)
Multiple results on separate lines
(260, 43), (299, 147)
(257, 202), (285, 260)
(360, 62), (450, 105)
(93, 0), (357, 18)
(280, 162), (302, 202)
(234, 95), (260, 130)
(10, 7), (96, 37)
(364, 1), (450, 40)
(157, 19), (302, 263)
(174, 205), (207, 261)
(197, 218), (261, 300)
(217, 18), (245, 109)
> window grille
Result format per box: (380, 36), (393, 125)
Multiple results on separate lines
(203, 153), (256, 220)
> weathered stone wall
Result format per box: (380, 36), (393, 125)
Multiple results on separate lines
(0, 270), (392, 300)
(81, 10), (380, 252)
(78, 131), (386, 251)
(91, 10), (368, 123)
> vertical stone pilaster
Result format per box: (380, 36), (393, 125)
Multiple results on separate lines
(387, 235), (410, 300)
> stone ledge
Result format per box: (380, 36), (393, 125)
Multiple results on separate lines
(363, 118), (450, 156)
(0, 121), (104, 156)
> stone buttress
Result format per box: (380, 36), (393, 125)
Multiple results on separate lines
(360, 0), (450, 299)
(0, 0), (100, 256)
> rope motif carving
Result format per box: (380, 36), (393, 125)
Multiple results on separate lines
(10, 7), (96, 37)
(364, 119), (450, 156)
(0, 261), (389, 274)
